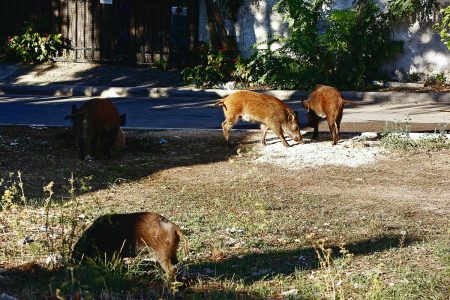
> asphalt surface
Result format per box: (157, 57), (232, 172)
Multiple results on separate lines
(0, 93), (448, 132)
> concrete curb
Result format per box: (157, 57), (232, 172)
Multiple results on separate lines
(1, 83), (450, 103)
(3, 124), (450, 140)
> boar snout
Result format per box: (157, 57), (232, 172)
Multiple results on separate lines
(286, 113), (303, 144)
(293, 135), (303, 143)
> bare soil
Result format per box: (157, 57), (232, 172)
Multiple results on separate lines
(0, 125), (449, 299)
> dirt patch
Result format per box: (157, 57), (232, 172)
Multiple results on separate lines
(253, 132), (384, 168)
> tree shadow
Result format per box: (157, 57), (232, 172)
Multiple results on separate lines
(187, 234), (419, 283)
(0, 261), (265, 299)
(0, 233), (418, 299)
(2, 63), (184, 88)
(0, 123), (251, 200)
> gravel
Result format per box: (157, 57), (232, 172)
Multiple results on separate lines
(254, 132), (385, 168)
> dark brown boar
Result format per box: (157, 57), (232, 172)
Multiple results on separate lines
(65, 98), (126, 159)
(216, 91), (302, 147)
(302, 85), (357, 145)
(72, 212), (189, 280)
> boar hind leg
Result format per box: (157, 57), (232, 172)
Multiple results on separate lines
(157, 252), (178, 281)
(78, 125), (88, 160)
(327, 119), (339, 145)
(313, 122), (319, 139)
(272, 126), (290, 147)
(335, 111), (342, 145)
(260, 124), (269, 145)
(78, 137), (86, 160)
(222, 118), (237, 146)
(91, 135), (99, 159)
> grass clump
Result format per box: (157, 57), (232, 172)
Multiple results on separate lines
(381, 121), (450, 151)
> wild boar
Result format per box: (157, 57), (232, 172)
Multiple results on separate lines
(113, 127), (126, 152)
(302, 85), (357, 145)
(72, 212), (189, 280)
(65, 98), (126, 159)
(216, 91), (302, 147)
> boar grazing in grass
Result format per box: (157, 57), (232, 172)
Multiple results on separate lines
(113, 127), (126, 152)
(216, 91), (302, 147)
(65, 98), (126, 159)
(72, 212), (189, 280)
(302, 85), (357, 145)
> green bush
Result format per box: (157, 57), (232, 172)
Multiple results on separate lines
(247, 0), (403, 89)
(182, 43), (244, 88)
(424, 73), (447, 86)
(183, 0), (445, 89)
(1, 22), (72, 63)
(435, 6), (450, 50)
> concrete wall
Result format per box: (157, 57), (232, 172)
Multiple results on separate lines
(198, 0), (450, 81)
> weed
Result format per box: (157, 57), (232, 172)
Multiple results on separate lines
(155, 58), (169, 71)
(424, 73), (447, 86)
(0, 171), (26, 210)
(381, 120), (450, 151)
(408, 72), (421, 82)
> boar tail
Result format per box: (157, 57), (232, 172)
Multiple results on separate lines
(342, 99), (359, 106)
(175, 226), (189, 257)
(215, 99), (227, 111)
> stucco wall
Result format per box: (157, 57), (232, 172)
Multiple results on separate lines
(198, 0), (450, 81)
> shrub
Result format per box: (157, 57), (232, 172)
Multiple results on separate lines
(182, 43), (243, 88)
(1, 22), (72, 63)
(408, 73), (421, 82)
(424, 73), (447, 86)
(248, 0), (403, 89)
(434, 6), (450, 50)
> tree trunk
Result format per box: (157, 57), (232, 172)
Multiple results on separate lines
(204, 0), (235, 49)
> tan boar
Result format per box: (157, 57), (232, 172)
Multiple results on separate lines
(302, 85), (357, 145)
(216, 91), (302, 147)
(72, 212), (188, 280)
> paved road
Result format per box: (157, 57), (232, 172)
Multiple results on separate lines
(0, 94), (448, 131)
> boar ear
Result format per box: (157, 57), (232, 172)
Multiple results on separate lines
(288, 112), (296, 122)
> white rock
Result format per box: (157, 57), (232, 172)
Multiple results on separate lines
(281, 289), (298, 296)
(45, 253), (63, 265)
(225, 227), (245, 234)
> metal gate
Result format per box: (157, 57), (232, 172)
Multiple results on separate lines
(0, 0), (199, 65)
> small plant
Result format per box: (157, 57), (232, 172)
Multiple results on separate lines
(154, 58), (169, 71)
(43, 174), (92, 264)
(310, 238), (353, 299)
(2, 22), (72, 63)
(424, 73), (447, 86)
(408, 72), (421, 82)
(0, 171), (26, 210)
